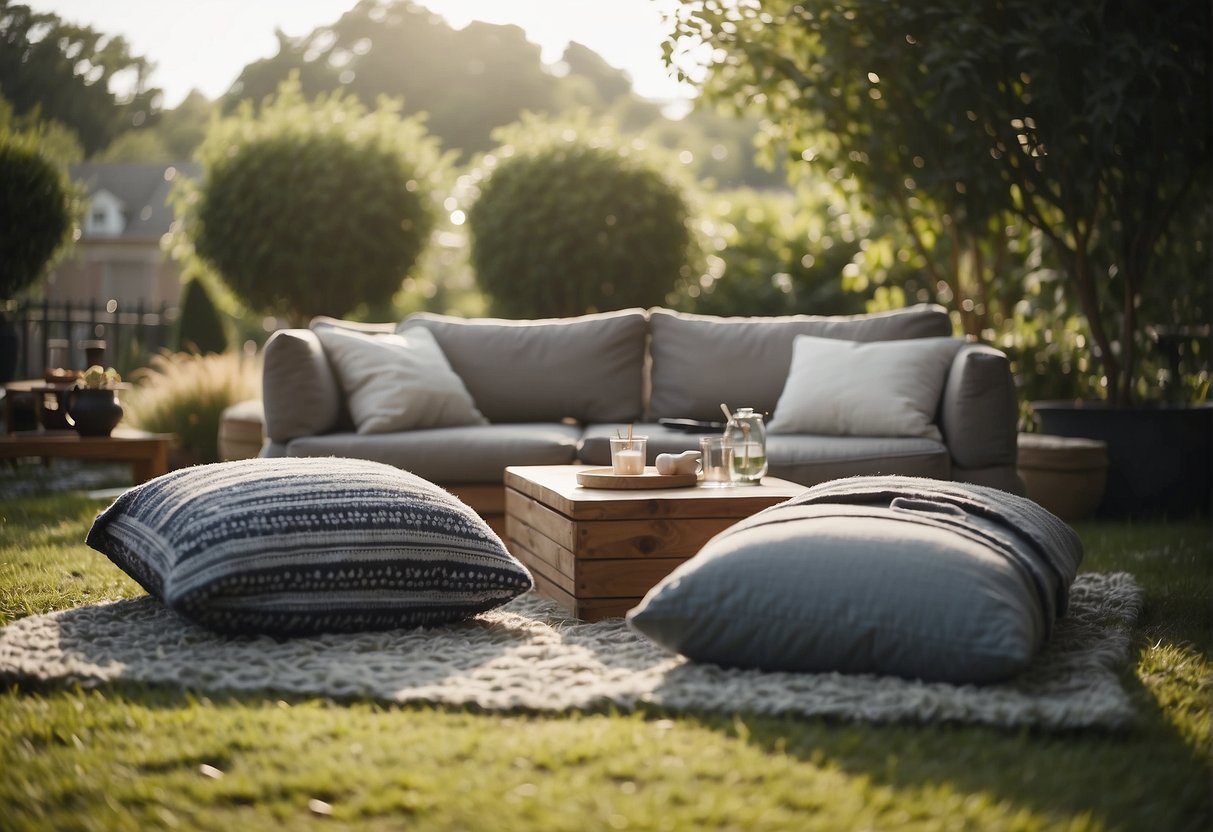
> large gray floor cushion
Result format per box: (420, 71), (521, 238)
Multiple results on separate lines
(627, 475), (1082, 684)
(86, 457), (533, 636)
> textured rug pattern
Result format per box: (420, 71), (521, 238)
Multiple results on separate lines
(0, 572), (1142, 730)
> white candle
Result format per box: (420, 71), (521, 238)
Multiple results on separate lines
(613, 449), (644, 475)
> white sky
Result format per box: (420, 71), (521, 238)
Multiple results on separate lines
(25, 0), (697, 110)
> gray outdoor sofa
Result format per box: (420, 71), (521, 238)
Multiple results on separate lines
(260, 304), (1023, 534)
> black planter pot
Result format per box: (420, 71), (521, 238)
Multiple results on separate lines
(1032, 400), (1212, 519)
(0, 316), (18, 384)
(66, 388), (124, 437)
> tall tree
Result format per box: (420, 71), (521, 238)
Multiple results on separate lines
(225, 0), (560, 157)
(667, 0), (1211, 403)
(0, 1), (161, 156)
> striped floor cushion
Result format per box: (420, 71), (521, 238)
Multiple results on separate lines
(86, 457), (533, 636)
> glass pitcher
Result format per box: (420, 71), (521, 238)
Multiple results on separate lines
(725, 407), (767, 484)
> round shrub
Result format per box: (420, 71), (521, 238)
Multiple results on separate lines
(0, 135), (73, 298)
(467, 142), (692, 318)
(193, 132), (432, 323)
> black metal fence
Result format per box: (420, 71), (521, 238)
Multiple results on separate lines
(4, 298), (176, 380)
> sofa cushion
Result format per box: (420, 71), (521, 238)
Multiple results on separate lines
(767, 335), (963, 440)
(939, 344), (1020, 470)
(313, 326), (487, 433)
(309, 315), (397, 335)
(285, 422), (582, 483)
(399, 309), (648, 423)
(261, 329), (342, 442)
(765, 434), (950, 485)
(647, 304), (953, 421)
(86, 457), (534, 636)
(627, 475), (1082, 684)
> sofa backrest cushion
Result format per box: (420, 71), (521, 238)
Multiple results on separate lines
(398, 309), (648, 423)
(647, 304), (954, 421)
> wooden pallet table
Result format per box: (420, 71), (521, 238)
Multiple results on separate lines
(0, 427), (174, 486)
(504, 465), (805, 621)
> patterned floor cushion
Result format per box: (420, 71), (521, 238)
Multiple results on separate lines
(86, 457), (533, 635)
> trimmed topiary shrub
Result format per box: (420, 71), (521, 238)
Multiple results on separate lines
(466, 127), (694, 318)
(181, 79), (443, 324)
(175, 278), (228, 354)
(0, 133), (73, 300)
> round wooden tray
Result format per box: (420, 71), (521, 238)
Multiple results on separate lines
(576, 466), (698, 489)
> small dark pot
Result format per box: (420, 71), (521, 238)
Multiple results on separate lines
(0, 316), (17, 384)
(66, 388), (124, 437)
(1033, 400), (1212, 519)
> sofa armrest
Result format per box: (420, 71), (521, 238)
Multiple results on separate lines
(938, 344), (1019, 471)
(261, 329), (341, 442)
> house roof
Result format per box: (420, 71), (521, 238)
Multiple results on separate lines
(70, 161), (203, 240)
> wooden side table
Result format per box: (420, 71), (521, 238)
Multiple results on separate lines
(0, 427), (174, 485)
(504, 465), (805, 620)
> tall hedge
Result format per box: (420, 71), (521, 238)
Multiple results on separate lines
(467, 138), (693, 318)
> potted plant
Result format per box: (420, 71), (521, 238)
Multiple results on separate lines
(66, 366), (124, 437)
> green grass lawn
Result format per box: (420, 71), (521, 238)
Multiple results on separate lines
(1, 486), (1210, 831)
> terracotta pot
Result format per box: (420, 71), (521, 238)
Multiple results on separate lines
(66, 388), (124, 437)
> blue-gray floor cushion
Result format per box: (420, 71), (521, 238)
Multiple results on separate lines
(627, 475), (1083, 684)
(86, 457), (533, 636)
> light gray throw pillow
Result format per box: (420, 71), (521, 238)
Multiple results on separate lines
(767, 335), (962, 440)
(314, 326), (487, 434)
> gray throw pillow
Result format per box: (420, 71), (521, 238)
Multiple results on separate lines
(86, 457), (533, 636)
(766, 335), (963, 439)
(627, 475), (1082, 684)
(313, 325), (487, 433)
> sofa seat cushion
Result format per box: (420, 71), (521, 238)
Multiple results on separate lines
(647, 304), (952, 421)
(86, 457), (533, 636)
(766, 434), (950, 486)
(399, 309), (648, 424)
(285, 423), (582, 483)
(579, 424), (949, 486)
(627, 475), (1083, 684)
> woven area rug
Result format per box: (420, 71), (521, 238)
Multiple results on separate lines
(0, 572), (1142, 730)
